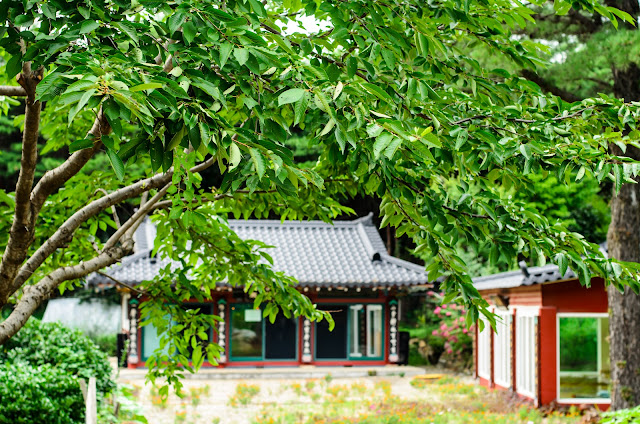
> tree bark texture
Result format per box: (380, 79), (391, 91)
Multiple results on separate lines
(607, 150), (640, 408)
(607, 53), (640, 408)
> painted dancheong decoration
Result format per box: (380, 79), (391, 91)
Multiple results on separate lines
(472, 260), (611, 409)
(91, 214), (431, 368)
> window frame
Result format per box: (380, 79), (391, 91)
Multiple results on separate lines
(515, 308), (538, 399)
(229, 303), (299, 362)
(477, 314), (491, 380)
(315, 302), (386, 362)
(556, 312), (611, 404)
(141, 303), (214, 361)
(493, 308), (512, 388)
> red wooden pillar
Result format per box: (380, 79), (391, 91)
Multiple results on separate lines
(538, 306), (557, 405)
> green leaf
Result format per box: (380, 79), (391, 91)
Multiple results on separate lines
(130, 82), (163, 92)
(80, 20), (100, 34)
(107, 149), (125, 181)
(115, 22), (139, 45)
(373, 132), (394, 159)
(229, 143), (241, 170)
(361, 82), (394, 104)
(182, 21), (197, 44)
(250, 148), (266, 179)
(167, 125), (187, 150)
(278, 88), (305, 106)
(233, 48), (249, 66)
(318, 118), (335, 138)
(168, 12), (187, 35)
(192, 79), (221, 100)
(294, 94), (308, 126)
(219, 43), (233, 69)
(5, 55), (22, 79)
(68, 89), (96, 125)
(69, 138), (95, 153)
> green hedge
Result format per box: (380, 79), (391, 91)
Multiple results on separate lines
(0, 319), (115, 394)
(0, 363), (85, 424)
(0, 319), (116, 424)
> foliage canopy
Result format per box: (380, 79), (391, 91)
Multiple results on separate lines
(1, 0), (640, 389)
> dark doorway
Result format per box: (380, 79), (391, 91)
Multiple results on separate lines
(265, 315), (297, 360)
(315, 305), (348, 359)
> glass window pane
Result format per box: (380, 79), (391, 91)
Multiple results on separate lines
(264, 314), (297, 360)
(231, 306), (263, 358)
(316, 306), (347, 359)
(559, 317), (610, 400)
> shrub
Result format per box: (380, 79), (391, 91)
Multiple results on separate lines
(0, 319), (115, 395)
(601, 405), (640, 424)
(89, 333), (118, 357)
(0, 362), (85, 424)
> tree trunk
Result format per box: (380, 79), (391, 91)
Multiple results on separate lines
(607, 58), (640, 409)
(607, 152), (640, 408)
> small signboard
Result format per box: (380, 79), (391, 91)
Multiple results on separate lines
(244, 309), (262, 322)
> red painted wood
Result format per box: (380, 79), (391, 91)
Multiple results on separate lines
(538, 307), (557, 406)
(384, 300), (390, 362)
(542, 278), (607, 313)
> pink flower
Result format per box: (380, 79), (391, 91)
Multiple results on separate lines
(445, 311), (452, 316)
(459, 317), (465, 322)
(450, 336), (458, 343)
(434, 306), (441, 314)
(443, 331), (449, 337)
(440, 323), (447, 331)
(432, 330), (439, 336)
(463, 328), (468, 334)
(447, 349), (453, 354)
(427, 290), (435, 296)
(441, 304), (448, 309)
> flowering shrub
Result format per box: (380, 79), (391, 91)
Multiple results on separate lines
(427, 291), (475, 369)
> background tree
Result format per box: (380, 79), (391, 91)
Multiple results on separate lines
(499, 0), (640, 408)
(1, 0), (640, 390)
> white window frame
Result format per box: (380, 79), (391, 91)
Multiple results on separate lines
(366, 304), (383, 357)
(556, 312), (611, 404)
(477, 315), (491, 380)
(515, 308), (538, 399)
(350, 305), (364, 357)
(493, 308), (512, 388)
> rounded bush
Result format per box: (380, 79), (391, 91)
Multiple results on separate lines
(0, 362), (85, 424)
(0, 319), (115, 395)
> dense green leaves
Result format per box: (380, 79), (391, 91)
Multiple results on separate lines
(2, 0), (640, 394)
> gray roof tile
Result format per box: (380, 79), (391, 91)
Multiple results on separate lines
(472, 263), (576, 291)
(88, 214), (429, 288)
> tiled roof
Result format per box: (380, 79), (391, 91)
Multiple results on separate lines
(472, 262), (576, 291)
(87, 214), (430, 288)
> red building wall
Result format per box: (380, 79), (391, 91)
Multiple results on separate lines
(476, 278), (610, 407)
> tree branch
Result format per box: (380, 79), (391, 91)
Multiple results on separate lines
(0, 69), (43, 304)
(0, 85), (27, 96)
(104, 183), (171, 250)
(8, 171), (174, 298)
(0, 244), (132, 344)
(30, 110), (110, 218)
(95, 271), (148, 296)
(9, 156), (215, 299)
